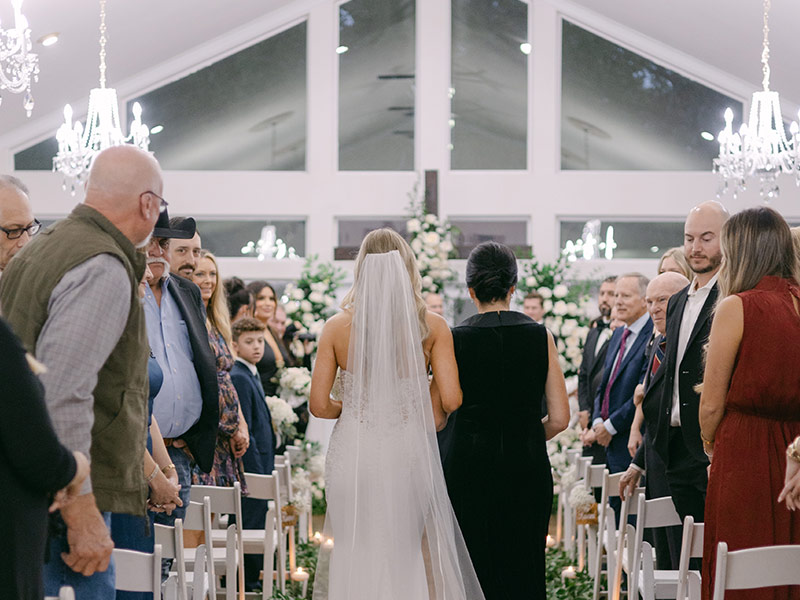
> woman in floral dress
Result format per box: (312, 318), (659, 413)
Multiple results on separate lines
(192, 250), (248, 491)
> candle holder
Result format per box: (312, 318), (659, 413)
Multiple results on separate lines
(291, 567), (310, 598)
(561, 565), (577, 581)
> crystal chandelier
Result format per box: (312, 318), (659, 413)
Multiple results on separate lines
(53, 0), (150, 194)
(714, 0), (800, 200)
(0, 0), (38, 116)
(241, 225), (298, 261)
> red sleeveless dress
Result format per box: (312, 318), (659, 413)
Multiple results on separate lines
(702, 276), (800, 600)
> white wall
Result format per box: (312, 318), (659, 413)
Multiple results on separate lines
(7, 0), (800, 283)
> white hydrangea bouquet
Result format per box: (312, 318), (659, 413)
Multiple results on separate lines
(277, 367), (312, 409)
(266, 395), (299, 446)
(289, 441), (327, 515)
(516, 253), (592, 379)
(546, 423), (584, 486)
(282, 255), (345, 355)
(406, 198), (458, 295)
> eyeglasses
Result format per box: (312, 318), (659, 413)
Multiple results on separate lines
(142, 191), (168, 213)
(0, 219), (41, 240)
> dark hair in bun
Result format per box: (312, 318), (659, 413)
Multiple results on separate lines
(466, 241), (518, 303)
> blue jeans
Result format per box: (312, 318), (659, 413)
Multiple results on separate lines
(44, 512), (116, 599)
(154, 446), (193, 579)
(111, 512), (156, 600)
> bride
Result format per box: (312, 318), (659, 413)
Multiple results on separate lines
(309, 229), (485, 600)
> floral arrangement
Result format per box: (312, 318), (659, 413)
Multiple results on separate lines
(266, 396), (299, 445)
(277, 367), (312, 409)
(405, 198), (458, 295)
(516, 253), (592, 379)
(288, 441), (327, 516)
(568, 486), (595, 512)
(546, 423), (583, 485)
(283, 255), (345, 354)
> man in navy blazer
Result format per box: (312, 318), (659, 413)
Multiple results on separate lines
(586, 273), (652, 476)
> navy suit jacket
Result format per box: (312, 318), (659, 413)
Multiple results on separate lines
(230, 360), (275, 476)
(592, 317), (654, 440)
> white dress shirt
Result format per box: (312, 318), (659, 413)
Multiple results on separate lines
(236, 356), (259, 376)
(594, 311), (651, 435)
(670, 273), (718, 426)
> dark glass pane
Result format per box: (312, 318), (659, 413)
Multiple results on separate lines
(195, 219), (306, 257)
(14, 137), (58, 171)
(560, 219), (684, 259)
(561, 20), (743, 170)
(449, 219), (527, 247)
(451, 0), (527, 169)
(337, 218), (408, 247)
(127, 23), (307, 171)
(339, 0), (415, 170)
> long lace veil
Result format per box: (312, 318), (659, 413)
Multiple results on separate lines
(313, 250), (485, 600)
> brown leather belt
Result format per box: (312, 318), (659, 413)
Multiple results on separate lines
(162, 437), (187, 448)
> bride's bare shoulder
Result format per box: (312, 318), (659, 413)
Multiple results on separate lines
(425, 311), (451, 340)
(324, 310), (352, 335)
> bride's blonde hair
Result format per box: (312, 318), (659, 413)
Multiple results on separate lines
(342, 228), (431, 342)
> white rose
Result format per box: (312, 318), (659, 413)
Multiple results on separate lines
(309, 319), (326, 335)
(556, 338), (566, 353)
(308, 291), (324, 304)
(292, 288), (305, 301)
(301, 300), (313, 313)
(425, 214), (437, 224)
(553, 315), (563, 328)
(553, 300), (568, 316)
(324, 296), (334, 307)
(566, 302), (578, 315)
(426, 247), (436, 257)
(525, 276), (537, 288)
(311, 282), (327, 294)
(422, 275), (434, 289)
(561, 320), (576, 337)
(543, 299), (553, 312)
(302, 312), (315, 326)
(436, 226), (444, 234)
(553, 284), (569, 299)
(417, 254), (429, 268)
(558, 355), (568, 372)
(424, 231), (440, 245)
(411, 238), (423, 253)
(285, 301), (300, 314)
(440, 240), (453, 253)
(537, 287), (553, 299)
(407, 218), (421, 233)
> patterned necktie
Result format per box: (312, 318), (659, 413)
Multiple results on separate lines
(601, 327), (632, 420)
(651, 337), (666, 377)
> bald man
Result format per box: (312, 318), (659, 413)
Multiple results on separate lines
(424, 292), (445, 316)
(0, 175), (38, 271)
(652, 201), (729, 534)
(0, 145), (163, 595)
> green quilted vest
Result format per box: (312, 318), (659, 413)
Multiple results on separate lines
(0, 203), (149, 515)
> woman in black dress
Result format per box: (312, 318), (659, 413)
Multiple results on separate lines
(443, 242), (570, 599)
(246, 281), (295, 396)
(0, 317), (89, 600)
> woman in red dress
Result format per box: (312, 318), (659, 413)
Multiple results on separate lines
(699, 206), (800, 600)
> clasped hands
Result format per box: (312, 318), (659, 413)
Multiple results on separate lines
(231, 421), (250, 459)
(148, 467), (182, 514)
(581, 422), (612, 447)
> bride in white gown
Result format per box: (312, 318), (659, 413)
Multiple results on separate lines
(309, 229), (485, 600)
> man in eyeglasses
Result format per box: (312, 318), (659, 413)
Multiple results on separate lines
(0, 175), (38, 272)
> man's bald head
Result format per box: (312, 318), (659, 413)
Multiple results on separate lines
(646, 271), (690, 335)
(83, 146), (163, 247)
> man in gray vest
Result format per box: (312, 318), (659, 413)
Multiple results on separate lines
(0, 146), (163, 597)
(0, 174), (38, 272)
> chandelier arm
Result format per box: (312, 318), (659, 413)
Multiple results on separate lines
(761, 0), (771, 91)
(98, 0), (107, 89)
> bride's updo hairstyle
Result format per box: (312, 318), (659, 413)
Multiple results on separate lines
(342, 228), (431, 342)
(466, 241), (518, 304)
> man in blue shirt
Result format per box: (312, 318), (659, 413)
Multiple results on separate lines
(144, 210), (218, 522)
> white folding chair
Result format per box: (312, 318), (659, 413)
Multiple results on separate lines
(241, 470), (285, 594)
(674, 516), (704, 600)
(712, 542), (800, 599)
(189, 484), (244, 600)
(154, 518), (190, 600)
(44, 586), (75, 600)
(578, 463), (605, 575)
(155, 510), (214, 600)
(592, 470), (624, 600)
(273, 457), (296, 576)
(182, 498), (217, 600)
(560, 449), (586, 552)
(113, 545), (163, 600)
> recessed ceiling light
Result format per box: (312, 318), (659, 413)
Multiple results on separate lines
(37, 32), (59, 47)
(336, 45), (349, 54)
(150, 125), (164, 135)
(519, 42), (531, 55)
(700, 131), (715, 141)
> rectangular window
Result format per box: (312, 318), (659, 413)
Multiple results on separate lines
(559, 219), (684, 259)
(335, 217), (408, 258)
(449, 218), (529, 257)
(195, 219), (306, 258)
(561, 20), (743, 170)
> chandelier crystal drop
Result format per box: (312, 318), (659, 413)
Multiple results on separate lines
(53, 0), (150, 195)
(714, 0), (800, 200)
(0, 0), (39, 116)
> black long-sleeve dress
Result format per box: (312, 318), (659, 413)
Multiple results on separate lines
(0, 317), (77, 600)
(443, 311), (552, 600)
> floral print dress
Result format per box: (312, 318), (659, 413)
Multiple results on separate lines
(193, 326), (247, 493)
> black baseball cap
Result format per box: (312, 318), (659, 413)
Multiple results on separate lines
(152, 209), (196, 239)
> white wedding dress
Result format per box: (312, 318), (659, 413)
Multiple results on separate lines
(313, 251), (484, 600)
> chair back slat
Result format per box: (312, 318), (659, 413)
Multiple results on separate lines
(113, 545), (162, 599)
(190, 481), (241, 514)
(641, 495), (681, 529)
(715, 542), (800, 594)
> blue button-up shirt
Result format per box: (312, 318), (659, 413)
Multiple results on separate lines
(144, 277), (203, 438)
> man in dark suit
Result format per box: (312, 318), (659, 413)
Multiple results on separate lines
(144, 210), (219, 524)
(578, 276), (617, 464)
(585, 273), (652, 477)
(620, 271), (689, 568)
(653, 201), (728, 527)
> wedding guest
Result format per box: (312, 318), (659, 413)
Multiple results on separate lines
(522, 290), (545, 323)
(246, 281), (294, 396)
(226, 277), (254, 322)
(584, 273), (652, 478)
(657, 246), (692, 279)
(652, 201), (728, 529)
(578, 276), (616, 464)
(169, 223), (202, 279)
(444, 241), (569, 599)
(790, 226), (800, 264)
(0, 146), (162, 594)
(619, 271), (689, 569)
(191, 250), (249, 489)
(144, 214), (219, 529)
(230, 317), (276, 592)
(0, 174), (38, 272)
(270, 303), (289, 339)
(700, 206), (800, 600)
(0, 317), (89, 600)
(424, 291), (445, 316)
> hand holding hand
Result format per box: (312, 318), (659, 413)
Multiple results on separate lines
(619, 466), (641, 501)
(779, 457), (800, 510)
(633, 383), (645, 407)
(593, 423), (612, 447)
(60, 493), (114, 576)
(50, 451), (90, 513)
(628, 427), (643, 458)
(148, 470), (182, 515)
(578, 410), (590, 430)
(231, 428), (249, 459)
(580, 427), (596, 446)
